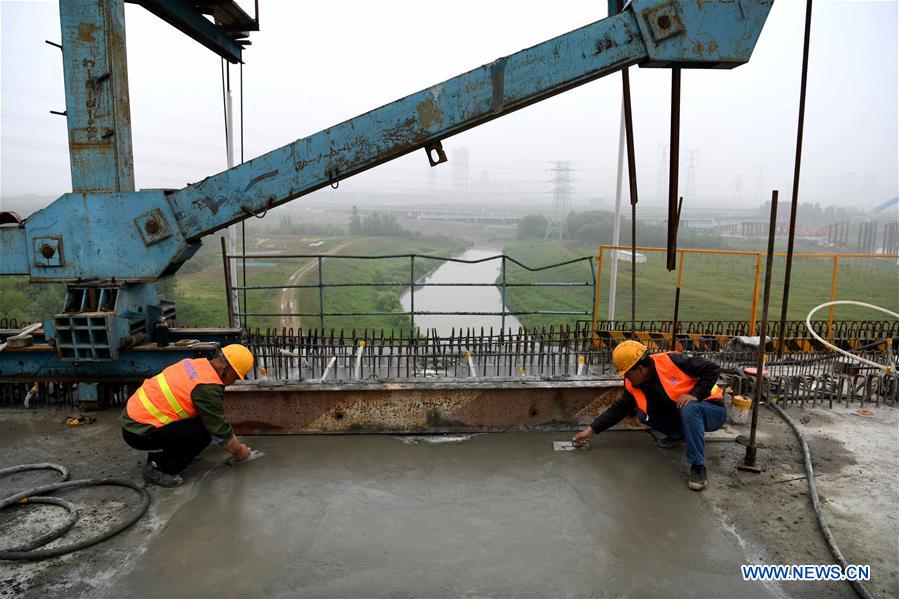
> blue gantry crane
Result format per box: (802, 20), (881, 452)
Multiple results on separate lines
(0, 0), (773, 382)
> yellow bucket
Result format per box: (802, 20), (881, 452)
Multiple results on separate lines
(729, 394), (752, 425)
(731, 395), (752, 411)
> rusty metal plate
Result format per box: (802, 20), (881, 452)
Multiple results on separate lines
(641, 1), (684, 44)
(33, 237), (64, 268)
(224, 378), (629, 434)
(135, 208), (172, 246)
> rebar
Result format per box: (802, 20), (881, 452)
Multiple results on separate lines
(621, 66), (638, 333)
(4, 321), (896, 408)
(777, 0), (814, 358)
(667, 68), (681, 271)
(743, 191), (777, 469)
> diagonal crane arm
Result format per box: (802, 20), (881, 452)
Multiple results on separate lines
(169, 10), (646, 240)
(169, 0), (772, 241)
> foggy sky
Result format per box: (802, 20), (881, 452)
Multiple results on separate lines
(1, 0), (897, 212)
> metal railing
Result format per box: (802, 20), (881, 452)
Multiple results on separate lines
(223, 251), (597, 332)
(593, 245), (899, 344)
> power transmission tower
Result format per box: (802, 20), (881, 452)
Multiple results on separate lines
(685, 148), (699, 201)
(656, 143), (669, 203)
(734, 175), (743, 204)
(545, 161), (574, 240)
(754, 165), (764, 204)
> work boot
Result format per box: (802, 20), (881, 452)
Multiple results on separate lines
(688, 464), (707, 491)
(657, 435), (685, 449)
(143, 461), (183, 487)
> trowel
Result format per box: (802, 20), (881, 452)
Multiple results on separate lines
(226, 449), (266, 466)
(553, 441), (589, 451)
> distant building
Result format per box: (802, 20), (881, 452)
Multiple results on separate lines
(612, 250), (646, 263)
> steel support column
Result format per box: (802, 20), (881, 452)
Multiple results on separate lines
(59, 0), (135, 193)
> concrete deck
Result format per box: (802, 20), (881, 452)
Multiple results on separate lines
(98, 432), (772, 598)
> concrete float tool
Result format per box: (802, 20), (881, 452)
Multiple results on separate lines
(226, 449), (266, 466)
(553, 441), (589, 452)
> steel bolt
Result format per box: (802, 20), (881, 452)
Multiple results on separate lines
(658, 15), (671, 29)
(145, 219), (159, 235)
(40, 244), (55, 259)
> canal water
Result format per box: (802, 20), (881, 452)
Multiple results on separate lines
(400, 247), (523, 337)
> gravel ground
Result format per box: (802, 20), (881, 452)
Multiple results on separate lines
(693, 402), (898, 598)
(0, 408), (222, 599)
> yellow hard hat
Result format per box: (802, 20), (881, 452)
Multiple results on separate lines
(612, 340), (647, 376)
(222, 344), (254, 379)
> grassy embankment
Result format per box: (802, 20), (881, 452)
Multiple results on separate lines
(0, 234), (468, 331)
(164, 235), (347, 328)
(501, 240), (899, 330)
(287, 236), (469, 332)
(6, 236), (892, 335)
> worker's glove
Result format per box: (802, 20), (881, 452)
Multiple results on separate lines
(572, 427), (593, 445)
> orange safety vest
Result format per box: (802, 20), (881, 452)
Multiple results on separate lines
(126, 358), (222, 428)
(624, 352), (723, 415)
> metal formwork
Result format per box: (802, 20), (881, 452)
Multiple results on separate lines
(225, 378), (624, 434)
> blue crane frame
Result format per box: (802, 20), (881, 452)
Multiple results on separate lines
(0, 0), (773, 377)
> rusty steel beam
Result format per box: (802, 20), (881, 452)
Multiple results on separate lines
(224, 378), (630, 434)
(59, 0), (135, 193)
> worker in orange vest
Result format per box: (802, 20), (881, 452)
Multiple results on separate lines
(121, 344), (255, 487)
(573, 340), (726, 491)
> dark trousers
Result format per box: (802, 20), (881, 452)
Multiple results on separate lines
(641, 401), (727, 466)
(122, 418), (211, 474)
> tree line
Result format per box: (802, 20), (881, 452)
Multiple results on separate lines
(517, 210), (727, 249)
(349, 207), (414, 237)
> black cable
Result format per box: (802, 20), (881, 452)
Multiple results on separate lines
(0, 462), (68, 480)
(0, 464), (150, 561)
(4, 497), (79, 552)
(767, 402), (874, 599)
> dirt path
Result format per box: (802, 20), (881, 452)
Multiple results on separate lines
(277, 241), (355, 330)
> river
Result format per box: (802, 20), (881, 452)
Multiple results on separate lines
(400, 247), (523, 337)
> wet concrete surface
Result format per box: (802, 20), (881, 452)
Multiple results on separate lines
(99, 432), (774, 598)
